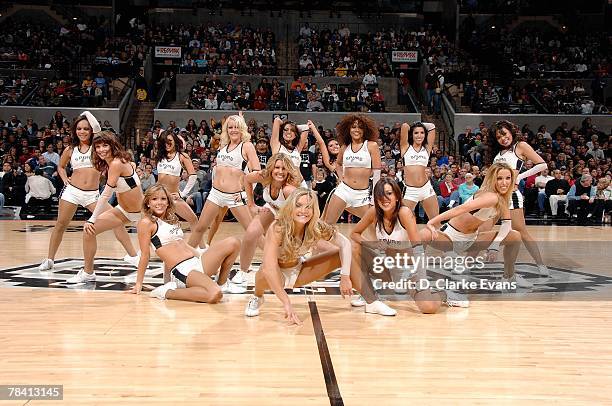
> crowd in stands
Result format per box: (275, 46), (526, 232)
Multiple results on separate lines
(454, 20), (610, 114)
(458, 78), (608, 115)
(298, 24), (462, 78)
(186, 74), (386, 112)
(0, 17), (146, 108)
(1, 112), (610, 223)
(187, 75), (286, 111)
(0, 74), (37, 106)
(168, 23), (276, 75)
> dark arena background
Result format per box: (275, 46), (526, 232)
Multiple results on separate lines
(0, 0), (611, 404)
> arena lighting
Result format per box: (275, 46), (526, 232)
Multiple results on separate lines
(491, 25), (496, 29)
(73, 17), (77, 20)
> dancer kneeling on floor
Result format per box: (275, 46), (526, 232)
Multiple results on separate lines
(129, 184), (240, 302)
(351, 178), (468, 315)
(420, 162), (532, 289)
(245, 188), (358, 325)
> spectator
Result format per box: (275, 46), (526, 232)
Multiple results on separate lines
(545, 169), (571, 217)
(534, 168), (554, 215)
(22, 168), (56, 217)
(567, 174), (596, 222)
(458, 173), (479, 203)
(42, 144), (60, 167)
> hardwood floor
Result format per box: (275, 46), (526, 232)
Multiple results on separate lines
(0, 220), (611, 405)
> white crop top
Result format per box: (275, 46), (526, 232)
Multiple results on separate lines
(157, 153), (182, 177)
(263, 185), (286, 210)
(71, 145), (94, 170)
(376, 220), (411, 249)
(466, 196), (498, 221)
(150, 218), (184, 251)
(114, 163), (141, 193)
(278, 144), (302, 168)
(343, 140), (372, 169)
(403, 145), (429, 167)
(217, 142), (247, 171)
(493, 143), (524, 171)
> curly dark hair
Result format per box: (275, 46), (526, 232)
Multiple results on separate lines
(485, 120), (522, 164)
(92, 131), (133, 173)
(70, 114), (93, 147)
(156, 130), (184, 163)
(336, 114), (379, 146)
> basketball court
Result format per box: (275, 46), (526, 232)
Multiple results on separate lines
(1, 220), (611, 404)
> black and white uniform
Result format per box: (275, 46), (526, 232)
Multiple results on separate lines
(439, 199), (498, 253)
(278, 144), (308, 188)
(112, 163), (141, 222)
(331, 141), (372, 208)
(262, 185), (286, 217)
(150, 218), (201, 289)
(376, 220), (412, 251)
(493, 144), (524, 209)
(157, 152), (183, 177)
(60, 145), (99, 207)
(208, 143), (247, 208)
(402, 145), (435, 202)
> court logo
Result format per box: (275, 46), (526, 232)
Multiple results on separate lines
(1, 259), (611, 296)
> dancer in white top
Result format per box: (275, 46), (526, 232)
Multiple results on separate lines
(187, 114), (260, 271)
(129, 184), (240, 302)
(486, 120), (549, 276)
(236, 153), (301, 284)
(270, 117), (308, 171)
(39, 111), (137, 271)
(323, 113), (381, 224)
(421, 162), (532, 289)
(400, 121), (438, 219)
(155, 130), (199, 235)
(68, 131), (144, 283)
(244, 188), (356, 325)
(351, 178), (468, 314)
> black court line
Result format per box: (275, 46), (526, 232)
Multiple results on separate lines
(309, 301), (344, 406)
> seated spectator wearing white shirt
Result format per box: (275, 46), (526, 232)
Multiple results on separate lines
(204, 93), (218, 110)
(534, 168), (554, 215)
(22, 168), (56, 216)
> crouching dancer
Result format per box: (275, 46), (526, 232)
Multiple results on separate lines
(130, 184), (240, 302)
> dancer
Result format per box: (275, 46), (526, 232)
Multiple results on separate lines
(187, 114), (260, 249)
(487, 120), (549, 276)
(129, 184), (239, 302)
(421, 162), (532, 289)
(323, 114), (381, 224)
(270, 116), (308, 174)
(155, 130), (199, 234)
(39, 112), (137, 272)
(351, 178), (468, 314)
(400, 121), (438, 219)
(67, 131), (143, 283)
(235, 153), (301, 283)
(245, 188), (365, 325)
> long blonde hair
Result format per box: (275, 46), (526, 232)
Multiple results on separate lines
(275, 188), (335, 263)
(142, 184), (179, 224)
(474, 162), (516, 216)
(260, 153), (302, 188)
(220, 115), (250, 146)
